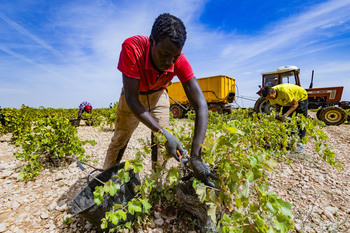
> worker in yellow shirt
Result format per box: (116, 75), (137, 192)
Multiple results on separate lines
(261, 83), (308, 153)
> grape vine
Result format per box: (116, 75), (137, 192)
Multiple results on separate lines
(93, 108), (341, 232)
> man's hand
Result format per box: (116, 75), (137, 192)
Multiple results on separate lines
(163, 130), (186, 160)
(189, 155), (219, 189)
(275, 114), (287, 122)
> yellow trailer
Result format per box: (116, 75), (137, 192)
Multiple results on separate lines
(167, 75), (236, 118)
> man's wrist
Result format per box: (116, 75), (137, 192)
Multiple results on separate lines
(190, 154), (201, 160)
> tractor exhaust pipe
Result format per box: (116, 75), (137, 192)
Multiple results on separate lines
(309, 70), (314, 89)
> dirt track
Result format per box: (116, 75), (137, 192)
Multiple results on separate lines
(0, 116), (349, 233)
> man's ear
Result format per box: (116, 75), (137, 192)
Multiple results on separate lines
(273, 89), (277, 97)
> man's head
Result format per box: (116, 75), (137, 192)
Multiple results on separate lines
(85, 105), (92, 113)
(151, 13), (187, 48)
(261, 87), (277, 100)
(149, 13), (186, 72)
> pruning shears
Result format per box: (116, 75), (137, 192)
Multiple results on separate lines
(176, 150), (187, 168)
(176, 150), (191, 178)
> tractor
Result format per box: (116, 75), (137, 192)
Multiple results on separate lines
(254, 66), (350, 125)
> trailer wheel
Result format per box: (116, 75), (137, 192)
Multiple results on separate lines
(319, 106), (347, 125)
(170, 105), (183, 118)
(224, 109), (232, 114)
(254, 97), (274, 114)
(208, 104), (223, 114)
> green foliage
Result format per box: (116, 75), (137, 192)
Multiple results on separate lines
(3, 112), (95, 180)
(0, 105), (34, 140)
(345, 109), (350, 124)
(91, 102), (118, 129)
(194, 109), (340, 232)
(0, 105), (132, 180)
(14, 116), (94, 180)
(0, 103), (119, 136)
(63, 216), (73, 225)
(93, 108), (340, 232)
(3, 106), (338, 231)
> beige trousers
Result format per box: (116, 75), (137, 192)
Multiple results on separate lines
(103, 89), (170, 169)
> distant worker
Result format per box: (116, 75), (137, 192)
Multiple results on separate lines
(104, 13), (218, 189)
(262, 83), (308, 153)
(78, 101), (92, 119)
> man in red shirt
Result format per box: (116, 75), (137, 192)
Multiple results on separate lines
(103, 13), (217, 188)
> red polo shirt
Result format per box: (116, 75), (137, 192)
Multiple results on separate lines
(117, 35), (194, 93)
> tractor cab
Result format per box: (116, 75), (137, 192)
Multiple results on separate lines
(257, 66), (301, 95)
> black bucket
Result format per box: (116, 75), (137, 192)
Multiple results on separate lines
(69, 118), (81, 127)
(0, 114), (5, 126)
(71, 162), (140, 231)
(85, 119), (94, 126)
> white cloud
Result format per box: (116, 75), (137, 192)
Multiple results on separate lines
(0, 0), (350, 108)
(0, 12), (65, 60)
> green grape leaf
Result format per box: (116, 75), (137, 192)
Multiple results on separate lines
(194, 183), (207, 203)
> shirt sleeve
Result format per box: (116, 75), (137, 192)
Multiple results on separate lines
(117, 43), (141, 79)
(175, 54), (194, 83)
(78, 102), (85, 117)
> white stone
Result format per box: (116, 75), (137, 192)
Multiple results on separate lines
(152, 228), (163, 233)
(323, 210), (335, 222)
(154, 211), (161, 219)
(49, 201), (57, 210)
(57, 203), (68, 211)
(12, 201), (20, 210)
(0, 223), (7, 233)
(0, 170), (13, 179)
(154, 218), (164, 226)
(324, 206), (338, 215)
(85, 222), (92, 229)
(41, 212), (49, 219)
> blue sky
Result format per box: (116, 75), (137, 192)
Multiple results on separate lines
(1, 0), (350, 109)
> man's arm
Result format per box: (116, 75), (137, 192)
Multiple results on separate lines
(182, 77), (208, 156)
(123, 74), (186, 159)
(182, 77), (219, 189)
(284, 98), (299, 116)
(122, 74), (163, 132)
(275, 104), (281, 113)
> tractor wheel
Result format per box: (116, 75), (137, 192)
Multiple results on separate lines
(170, 105), (183, 118)
(319, 106), (347, 125)
(208, 104), (223, 114)
(254, 97), (274, 114)
(316, 108), (324, 120)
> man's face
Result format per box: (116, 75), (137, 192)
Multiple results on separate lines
(265, 90), (277, 100)
(150, 36), (182, 72)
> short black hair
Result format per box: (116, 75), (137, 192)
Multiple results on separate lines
(151, 13), (187, 48)
(261, 86), (275, 97)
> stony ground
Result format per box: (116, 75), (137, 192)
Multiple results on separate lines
(0, 115), (349, 233)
